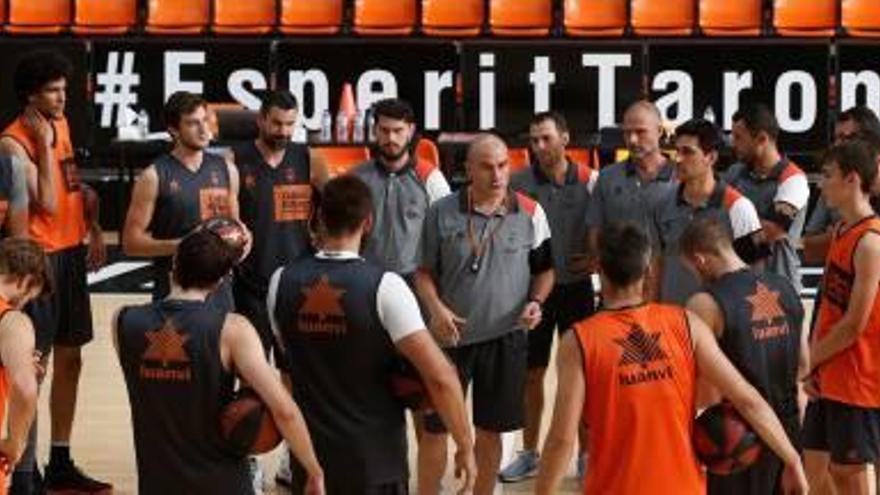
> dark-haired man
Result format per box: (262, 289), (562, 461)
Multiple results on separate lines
(114, 225), (325, 495)
(0, 50), (108, 494)
(535, 222), (807, 495)
(681, 217), (806, 495)
(269, 175), (475, 494)
(123, 91), (245, 310)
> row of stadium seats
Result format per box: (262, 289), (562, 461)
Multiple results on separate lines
(2, 0), (878, 38)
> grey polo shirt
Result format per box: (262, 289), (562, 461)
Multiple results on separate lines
(419, 188), (553, 347)
(724, 158), (809, 291)
(805, 197), (838, 236)
(511, 161), (597, 285)
(585, 158), (677, 232)
(354, 158), (450, 276)
(652, 180), (763, 305)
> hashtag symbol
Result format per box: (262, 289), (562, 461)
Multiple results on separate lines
(95, 51), (140, 129)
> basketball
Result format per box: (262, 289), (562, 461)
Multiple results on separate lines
(693, 402), (764, 475)
(201, 216), (248, 262)
(220, 388), (282, 456)
(391, 358), (433, 411)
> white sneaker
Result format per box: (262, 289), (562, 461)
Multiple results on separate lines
(249, 456), (264, 495)
(275, 449), (292, 488)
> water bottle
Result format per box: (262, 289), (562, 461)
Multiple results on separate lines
(352, 110), (365, 143)
(137, 109), (150, 139)
(319, 110), (333, 143)
(366, 110), (376, 142)
(703, 105), (716, 124)
(335, 109), (350, 143)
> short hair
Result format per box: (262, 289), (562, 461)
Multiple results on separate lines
(371, 98), (415, 124)
(838, 105), (880, 137)
(598, 222), (651, 287)
(822, 140), (878, 194)
(163, 91), (207, 129)
(320, 176), (374, 237)
(530, 111), (568, 134)
(259, 90), (298, 115)
(173, 228), (238, 290)
(13, 50), (72, 104)
(679, 217), (734, 258)
(0, 238), (52, 296)
(732, 103), (780, 141)
(674, 118), (724, 154)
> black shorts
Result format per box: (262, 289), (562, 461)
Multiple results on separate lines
(25, 244), (92, 354)
(528, 280), (595, 369)
(802, 398), (880, 464)
(231, 276), (280, 363)
(425, 331), (527, 434)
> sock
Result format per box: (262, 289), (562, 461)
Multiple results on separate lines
(48, 444), (70, 468)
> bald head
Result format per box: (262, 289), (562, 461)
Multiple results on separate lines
(624, 100), (662, 123)
(466, 134), (510, 197)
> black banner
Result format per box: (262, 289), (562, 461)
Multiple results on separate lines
(460, 41), (643, 145)
(648, 41), (830, 152)
(837, 41), (880, 117)
(91, 39), (273, 145)
(275, 40), (458, 134)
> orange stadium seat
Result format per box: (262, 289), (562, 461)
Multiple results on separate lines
(315, 146), (371, 177)
(490, 0), (552, 37)
(146, 0), (209, 34)
(280, 0), (342, 35)
(564, 0), (627, 37)
(354, 0), (416, 36)
(73, 0), (137, 35)
(631, 0), (695, 36)
(508, 148), (532, 172)
(422, 0), (483, 37)
(773, 0), (836, 37)
(567, 148), (600, 169)
(8, 0), (70, 34)
(416, 138), (440, 168)
(700, 0), (762, 36)
(213, 0), (276, 35)
(842, 0), (880, 37)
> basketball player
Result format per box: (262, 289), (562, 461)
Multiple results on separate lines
(0, 238), (51, 490)
(353, 98), (450, 281)
(113, 226), (324, 495)
(726, 103), (810, 292)
(681, 216), (806, 494)
(585, 100), (676, 299)
(501, 111), (595, 482)
(535, 222), (807, 495)
(0, 155), (29, 239)
(269, 175), (476, 494)
(416, 134), (554, 495)
(803, 140), (880, 495)
(0, 50), (109, 494)
(651, 118), (764, 305)
(123, 91), (246, 310)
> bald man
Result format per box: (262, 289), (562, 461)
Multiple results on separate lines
(415, 134), (555, 495)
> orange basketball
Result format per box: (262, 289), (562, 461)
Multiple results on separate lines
(201, 216), (248, 262)
(220, 388), (282, 455)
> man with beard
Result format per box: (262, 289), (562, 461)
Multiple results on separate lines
(353, 98), (450, 283)
(123, 91), (245, 310)
(0, 50), (108, 494)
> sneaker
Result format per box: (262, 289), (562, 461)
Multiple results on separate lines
(275, 450), (292, 488)
(498, 451), (539, 483)
(249, 457), (264, 495)
(44, 463), (112, 494)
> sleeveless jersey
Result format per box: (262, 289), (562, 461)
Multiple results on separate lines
(116, 299), (248, 495)
(815, 215), (880, 407)
(573, 303), (704, 495)
(1, 115), (85, 252)
(233, 141), (313, 291)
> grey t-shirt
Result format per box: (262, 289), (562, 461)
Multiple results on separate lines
(419, 189), (552, 346)
(586, 158), (676, 232)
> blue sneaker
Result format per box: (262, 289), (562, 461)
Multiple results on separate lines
(498, 451), (539, 483)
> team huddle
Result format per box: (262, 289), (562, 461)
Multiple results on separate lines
(0, 48), (875, 495)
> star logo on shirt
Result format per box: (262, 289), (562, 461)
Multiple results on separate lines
(143, 320), (190, 367)
(283, 167), (296, 183)
(210, 170), (220, 186)
(614, 324), (667, 369)
(300, 275), (347, 321)
(747, 282), (785, 323)
(169, 179), (180, 194)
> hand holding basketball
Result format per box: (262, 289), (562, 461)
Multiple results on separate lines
(201, 217), (250, 263)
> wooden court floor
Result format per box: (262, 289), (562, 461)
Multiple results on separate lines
(33, 294), (584, 494)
